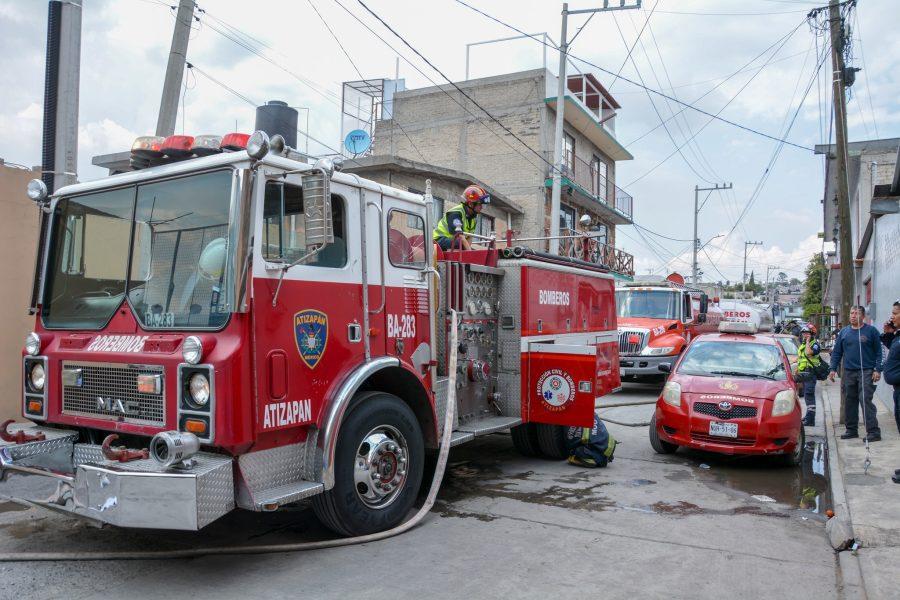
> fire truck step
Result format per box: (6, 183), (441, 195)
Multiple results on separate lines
(456, 416), (522, 437)
(449, 431), (474, 447)
(250, 481), (325, 511)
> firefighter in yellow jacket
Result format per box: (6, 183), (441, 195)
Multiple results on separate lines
(433, 184), (490, 251)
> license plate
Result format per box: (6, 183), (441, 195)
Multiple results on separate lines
(709, 421), (738, 438)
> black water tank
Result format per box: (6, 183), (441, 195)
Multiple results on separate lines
(255, 100), (298, 149)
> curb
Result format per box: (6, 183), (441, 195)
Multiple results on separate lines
(820, 384), (868, 600)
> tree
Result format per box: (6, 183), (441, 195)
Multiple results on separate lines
(801, 253), (828, 319)
(777, 272), (788, 284)
(789, 277), (801, 286)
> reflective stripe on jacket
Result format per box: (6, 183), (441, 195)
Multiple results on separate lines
(797, 341), (821, 372)
(433, 204), (477, 241)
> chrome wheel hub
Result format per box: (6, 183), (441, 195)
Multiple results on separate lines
(353, 425), (409, 509)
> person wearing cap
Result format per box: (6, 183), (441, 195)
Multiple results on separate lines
(796, 327), (822, 427)
(433, 184), (490, 251)
(880, 301), (900, 484)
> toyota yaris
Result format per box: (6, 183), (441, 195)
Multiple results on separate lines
(649, 321), (804, 465)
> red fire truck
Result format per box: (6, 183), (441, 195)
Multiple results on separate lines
(3, 131), (620, 535)
(615, 273), (722, 380)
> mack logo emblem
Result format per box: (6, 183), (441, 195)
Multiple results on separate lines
(294, 310), (328, 369)
(96, 396), (140, 415)
(718, 401), (733, 411)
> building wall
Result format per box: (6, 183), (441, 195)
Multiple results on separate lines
(0, 164), (41, 420)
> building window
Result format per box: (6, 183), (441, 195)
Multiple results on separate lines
(476, 213), (494, 238)
(563, 133), (576, 173)
(590, 155), (608, 199)
(560, 204), (576, 233)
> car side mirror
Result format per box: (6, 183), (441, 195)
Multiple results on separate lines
(658, 363), (671, 374)
(697, 313), (707, 324)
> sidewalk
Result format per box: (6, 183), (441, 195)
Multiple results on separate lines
(820, 379), (900, 599)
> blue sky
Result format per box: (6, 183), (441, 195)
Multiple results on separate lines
(1, 0), (896, 283)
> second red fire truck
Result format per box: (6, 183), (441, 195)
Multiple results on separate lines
(3, 130), (620, 536)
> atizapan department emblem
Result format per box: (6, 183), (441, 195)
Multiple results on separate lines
(719, 380), (739, 391)
(536, 369), (576, 412)
(294, 310), (328, 369)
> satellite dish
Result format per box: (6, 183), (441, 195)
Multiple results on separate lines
(344, 129), (372, 155)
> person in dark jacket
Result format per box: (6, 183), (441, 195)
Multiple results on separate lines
(881, 301), (900, 484)
(829, 306), (883, 441)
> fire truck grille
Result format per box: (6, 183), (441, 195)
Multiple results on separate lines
(618, 330), (647, 355)
(693, 402), (758, 420)
(61, 362), (165, 426)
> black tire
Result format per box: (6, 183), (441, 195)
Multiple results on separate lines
(649, 414), (678, 454)
(312, 392), (424, 537)
(536, 423), (569, 459)
(510, 423), (541, 457)
(780, 425), (805, 467)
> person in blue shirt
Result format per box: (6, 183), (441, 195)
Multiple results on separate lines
(880, 301), (900, 484)
(829, 305), (883, 442)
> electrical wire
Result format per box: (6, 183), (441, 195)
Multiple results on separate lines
(452, 0), (815, 152)
(607, 0), (660, 91)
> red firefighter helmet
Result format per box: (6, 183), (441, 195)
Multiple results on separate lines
(462, 184), (490, 205)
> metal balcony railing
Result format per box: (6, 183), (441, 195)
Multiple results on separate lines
(557, 229), (635, 276)
(546, 151), (633, 220)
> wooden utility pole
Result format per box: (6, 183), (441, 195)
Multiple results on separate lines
(156, 0), (195, 137)
(829, 0), (853, 325)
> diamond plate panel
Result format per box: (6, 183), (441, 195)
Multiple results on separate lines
(74, 443), (104, 466)
(195, 456), (236, 528)
(238, 441), (309, 493)
(1, 426), (77, 461)
(434, 377), (449, 436)
(497, 372), (522, 418)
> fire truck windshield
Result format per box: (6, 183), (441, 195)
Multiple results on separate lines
(42, 170), (234, 330)
(615, 290), (678, 320)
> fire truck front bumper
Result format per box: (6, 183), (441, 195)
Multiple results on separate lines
(619, 354), (676, 377)
(0, 424), (234, 530)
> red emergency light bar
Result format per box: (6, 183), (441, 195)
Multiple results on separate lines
(131, 136), (164, 158)
(221, 132), (250, 151)
(161, 135), (194, 158)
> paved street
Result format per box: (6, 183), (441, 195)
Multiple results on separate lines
(0, 382), (840, 600)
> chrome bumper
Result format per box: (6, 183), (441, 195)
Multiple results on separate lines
(0, 424), (234, 530)
(619, 354), (675, 376)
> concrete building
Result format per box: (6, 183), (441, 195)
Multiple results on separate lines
(816, 137), (900, 409)
(369, 68), (635, 276)
(0, 161), (42, 420)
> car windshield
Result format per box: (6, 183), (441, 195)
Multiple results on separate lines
(42, 170), (233, 330)
(677, 340), (787, 381)
(776, 336), (799, 356)
(616, 290), (678, 320)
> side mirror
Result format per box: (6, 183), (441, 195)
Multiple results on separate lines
(658, 363), (671, 374)
(697, 313), (707, 324)
(302, 165), (334, 249)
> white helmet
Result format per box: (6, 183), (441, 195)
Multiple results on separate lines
(198, 238), (227, 281)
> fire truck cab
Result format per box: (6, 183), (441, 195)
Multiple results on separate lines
(615, 273), (721, 379)
(5, 132), (620, 536)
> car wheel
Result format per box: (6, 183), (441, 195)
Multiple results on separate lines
(649, 414), (678, 454)
(312, 392), (424, 536)
(510, 423), (541, 457)
(780, 425), (805, 467)
(536, 423), (569, 459)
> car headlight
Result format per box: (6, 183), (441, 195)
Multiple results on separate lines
(662, 381), (682, 407)
(642, 345), (675, 356)
(29, 363), (45, 392)
(188, 373), (210, 407)
(772, 389), (797, 417)
(24, 332), (41, 356)
(182, 336), (203, 365)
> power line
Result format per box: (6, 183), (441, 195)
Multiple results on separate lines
(632, 223), (693, 242)
(452, 0), (816, 152)
(608, 0), (660, 91)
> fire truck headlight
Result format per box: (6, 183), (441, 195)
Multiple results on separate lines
(26, 179), (48, 202)
(772, 389), (797, 417)
(642, 345), (675, 356)
(182, 336), (203, 365)
(246, 130), (270, 159)
(29, 363), (45, 392)
(188, 373), (210, 407)
(24, 332), (41, 356)
(661, 381), (681, 407)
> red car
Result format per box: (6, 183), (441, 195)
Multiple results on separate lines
(649, 321), (804, 465)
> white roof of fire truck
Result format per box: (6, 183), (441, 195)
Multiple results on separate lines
(52, 150), (424, 206)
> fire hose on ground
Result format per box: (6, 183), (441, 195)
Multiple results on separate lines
(596, 399), (657, 428)
(0, 316), (461, 562)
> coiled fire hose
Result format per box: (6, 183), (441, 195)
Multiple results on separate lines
(0, 314), (460, 562)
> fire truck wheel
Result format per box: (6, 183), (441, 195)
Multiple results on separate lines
(510, 423), (541, 457)
(535, 424), (569, 460)
(313, 392), (424, 537)
(649, 415), (678, 454)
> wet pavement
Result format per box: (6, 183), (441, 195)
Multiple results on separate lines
(0, 381), (839, 599)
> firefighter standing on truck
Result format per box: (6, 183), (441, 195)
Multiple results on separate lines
(433, 184), (490, 251)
